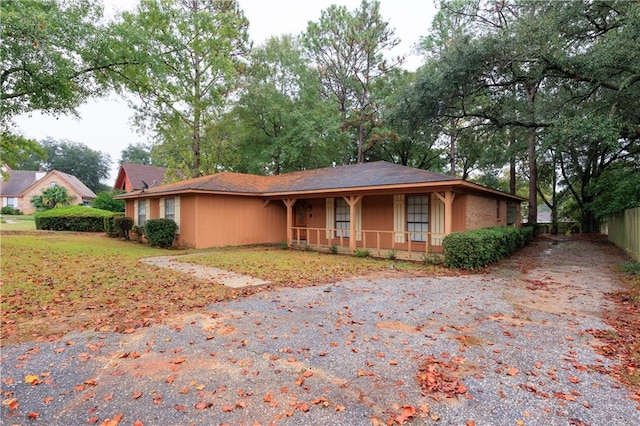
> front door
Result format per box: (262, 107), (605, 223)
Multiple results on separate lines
(294, 201), (307, 241)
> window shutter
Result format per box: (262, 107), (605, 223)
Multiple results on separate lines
(134, 200), (139, 225)
(159, 198), (165, 218)
(325, 198), (334, 239)
(174, 196), (181, 234)
(355, 201), (362, 241)
(393, 195), (405, 243)
(146, 199), (150, 219)
(431, 194), (445, 246)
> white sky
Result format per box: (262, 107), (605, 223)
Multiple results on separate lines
(13, 0), (437, 184)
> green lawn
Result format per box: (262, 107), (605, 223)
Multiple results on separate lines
(0, 215), (36, 231)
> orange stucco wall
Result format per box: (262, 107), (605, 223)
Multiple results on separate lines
(124, 190), (520, 250)
(174, 194), (285, 248)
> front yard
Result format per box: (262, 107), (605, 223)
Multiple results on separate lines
(0, 231), (445, 345)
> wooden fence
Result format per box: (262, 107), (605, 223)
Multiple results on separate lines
(608, 207), (640, 262)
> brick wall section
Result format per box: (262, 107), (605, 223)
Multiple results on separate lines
(465, 194), (506, 230)
(20, 174), (87, 215)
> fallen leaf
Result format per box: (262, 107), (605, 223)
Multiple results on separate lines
(25, 374), (39, 385)
(132, 391), (143, 400)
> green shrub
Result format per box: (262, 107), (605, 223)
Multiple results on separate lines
(329, 245), (338, 254)
(1, 206), (21, 215)
(354, 248), (371, 258)
(422, 253), (444, 265)
(144, 218), (178, 248)
(91, 190), (125, 212)
(386, 249), (397, 260)
(131, 225), (145, 243)
(35, 206), (115, 232)
(443, 226), (534, 270)
(103, 213), (125, 237)
(114, 216), (134, 240)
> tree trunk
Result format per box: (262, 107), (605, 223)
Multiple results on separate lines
(450, 120), (457, 177)
(526, 84), (538, 225)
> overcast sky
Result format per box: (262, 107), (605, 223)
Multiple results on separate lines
(13, 0), (437, 184)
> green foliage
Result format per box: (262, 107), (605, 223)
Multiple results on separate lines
(422, 253), (444, 266)
(119, 143), (153, 166)
(30, 185), (75, 211)
(103, 213), (124, 237)
(280, 241), (289, 250)
(386, 249), (397, 260)
(40, 138), (111, 193)
(114, 0), (250, 178)
(35, 206), (114, 232)
(443, 226), (534, 270)
(354, 248), (371, 258)
(586, 162), (640, 219)
(0, 0), (125, 119)
(91, 190), (125, 212)
(114, 216), (133, 240)
(303, 0), (401, 163)
(619, 262), (640, 277)
(0, 133), (47, 175)
(329, 245), (339, 254)
(144, 218), (178, 248)
(1, 206), (22, 215)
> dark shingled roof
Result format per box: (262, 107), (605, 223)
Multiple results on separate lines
(53, 171), (96, 199)
(132, 161), (457, 197)
(0, 170), (38, 196)
(267, 161), (455, 193)
(121, 163), (168, 190)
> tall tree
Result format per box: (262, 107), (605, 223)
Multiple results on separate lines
(0, 132), (46, 176)
(39, 138), (111, 193)
(113, 0), (250, 178)
(119, 143), (153, 166)
(233, 35), (345, 174)
(303, 0), (401, 163)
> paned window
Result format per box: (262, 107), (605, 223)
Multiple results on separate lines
(6, 197), (16, 208)
(407, 195), (429, 242)
(165, 198), (175, 221)
(335, 198), (350, 237)
(507, 203), (516, 225)
(138, 200), (146, 226)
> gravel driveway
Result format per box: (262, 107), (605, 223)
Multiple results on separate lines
(1, 236), (638, 425)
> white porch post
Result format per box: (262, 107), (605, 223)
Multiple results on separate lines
(343, 195), (362, 252)
(435, 191), (456, 236)
(282, 198), (297, 246)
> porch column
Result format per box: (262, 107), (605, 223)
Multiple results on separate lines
(282, 198), (297, 246)
(343, 195), (362, 252)
(435, 191), (456, 236)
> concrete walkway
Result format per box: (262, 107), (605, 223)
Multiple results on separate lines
(140, 255), (270, 288)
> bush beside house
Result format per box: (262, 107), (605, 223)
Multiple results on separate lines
(144, 218), (178, 248)
(443, 226), (534, 270)
(35, 206), (116, 232)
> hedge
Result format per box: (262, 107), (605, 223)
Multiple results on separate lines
(443, 226), (535, 270)
(104, 213), (125, 237)
(144, 218), (178, 248)
(35, 206), (116, 232)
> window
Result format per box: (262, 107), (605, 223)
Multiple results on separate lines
(138, 200), (146, 226)
(335, 198), (350, 237)
(407, 195), (429, 242)
(507, 203), (516, 225)
(50, 182), (57, 187)
(165, 198), (175, 221)
(6, 197), (16, 208)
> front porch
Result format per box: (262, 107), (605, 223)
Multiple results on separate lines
(288, 226), (445, 260)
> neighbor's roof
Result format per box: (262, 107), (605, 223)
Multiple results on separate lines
(0, 170), (38, 196)
(115, 163), (167, 191)
(52, 170), (96, 199)
(0, 169), (96, 199)
(117, 161), (524, 201)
